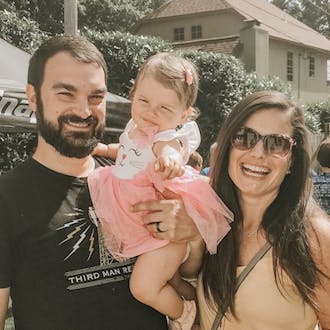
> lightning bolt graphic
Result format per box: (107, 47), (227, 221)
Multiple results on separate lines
(87, 228), (95, 260)
(56, 218), (86, 231)
(59, 223), (87, 245)
(64, 225), (91, 260)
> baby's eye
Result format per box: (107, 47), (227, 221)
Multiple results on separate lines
(138, 98), (148, 103)
(160, 106), (172, 112)
(58, 92), (73, 97)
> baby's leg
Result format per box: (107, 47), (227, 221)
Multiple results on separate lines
(129, 242), (188, 320)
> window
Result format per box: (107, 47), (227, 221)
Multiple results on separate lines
(174, 27), (184, 41)
(309, 56), (315, 77)
(327, 60), (330, 83)
(191, 25), (202, 39)
(287, 51), (293, 81)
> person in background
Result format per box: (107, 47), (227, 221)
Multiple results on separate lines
(187, 151), (203, 172)
(312, 138), (330, 214)
(200, 142), (217, 176)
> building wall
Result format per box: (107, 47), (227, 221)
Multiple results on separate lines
(269, 39), (330, 102)
(135, 13), (330, 103)
(135, 11), (243, 42)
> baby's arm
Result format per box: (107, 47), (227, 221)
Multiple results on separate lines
(152, 139), (185, 180)
(92, 143), (119, 160)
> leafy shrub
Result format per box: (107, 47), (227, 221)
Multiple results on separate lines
(0, 10), (47, 53)
(181, 51), (246, 159)
(0, 133), (36, 174)
(243, 72), (292, 97)
(84, 29), (172, 96)
(302, 100), (330, 133)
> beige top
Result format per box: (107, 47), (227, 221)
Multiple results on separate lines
(197, 250), (318, 330)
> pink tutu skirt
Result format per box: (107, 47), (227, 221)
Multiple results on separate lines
(88, 164), (233, 259)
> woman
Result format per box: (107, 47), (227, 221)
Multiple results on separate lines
(197, 91), (330, 329)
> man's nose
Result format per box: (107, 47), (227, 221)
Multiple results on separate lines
(73, 99), (92, 118)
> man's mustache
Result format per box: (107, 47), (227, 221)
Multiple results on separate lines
(59, 115), (98, 125)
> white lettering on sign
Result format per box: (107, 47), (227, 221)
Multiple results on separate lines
(0, 96), (34, 118)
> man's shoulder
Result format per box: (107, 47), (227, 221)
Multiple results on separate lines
(0, 160), (31, 187)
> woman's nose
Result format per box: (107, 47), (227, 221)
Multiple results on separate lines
(249, 139), (266, 157)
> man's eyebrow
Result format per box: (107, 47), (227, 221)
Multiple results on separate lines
(52, 83), (107, 94)
(92, 87), (107, 94)
(52, 83), (77, 91)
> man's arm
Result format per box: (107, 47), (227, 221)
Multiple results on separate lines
(0, 288), (9, 330)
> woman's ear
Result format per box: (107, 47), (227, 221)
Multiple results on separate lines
(26, 84), (37, 112)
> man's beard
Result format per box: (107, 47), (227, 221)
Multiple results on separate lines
(35, 93), (104, 158)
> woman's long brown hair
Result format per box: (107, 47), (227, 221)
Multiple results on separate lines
(202, 91), (320, 317)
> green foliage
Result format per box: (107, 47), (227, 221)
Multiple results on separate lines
(79, 0), (144, 33)
(0, 9), (47, 52)
(302, 100), (330, 133)
(243, 72), (292, 97)
(78, 0), (167, 32)
(84, 29), (172, 96)
(271, 0), (330, 38)
(0, 133), (36, 175)
(181, 51), (246, 158)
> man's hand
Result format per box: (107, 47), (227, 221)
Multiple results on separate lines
(130, 189), (200, 242)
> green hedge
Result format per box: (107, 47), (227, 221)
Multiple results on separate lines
(302, 100), (330, 133)
(0, 9), (47, 53)
(84, 29), (172, 96)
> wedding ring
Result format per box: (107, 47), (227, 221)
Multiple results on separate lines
(156, 222), (165, 233)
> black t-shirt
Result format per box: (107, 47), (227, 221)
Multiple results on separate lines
(0, 158), (167, 330)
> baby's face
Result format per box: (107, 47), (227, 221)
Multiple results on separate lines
(131, 75), (189, 134)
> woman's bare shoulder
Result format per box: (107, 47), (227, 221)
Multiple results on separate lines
(307, 205), (330, 267)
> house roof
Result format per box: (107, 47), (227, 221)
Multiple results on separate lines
(173, 36), (240, 55)
(139, 0), (330, 53)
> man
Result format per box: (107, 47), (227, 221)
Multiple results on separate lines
(313, 138), (330, 214)
(0, 35), (169, 330)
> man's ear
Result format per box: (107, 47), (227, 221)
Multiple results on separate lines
(26, 84), (37, 112)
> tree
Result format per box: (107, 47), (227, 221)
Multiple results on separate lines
(271, 0), (330, 38)
(1, 0), (167, 35)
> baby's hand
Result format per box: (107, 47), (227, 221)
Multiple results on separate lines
(154, 152), (185, 180)
(92, 143), (109, 157)
(92, 142), (119, 160)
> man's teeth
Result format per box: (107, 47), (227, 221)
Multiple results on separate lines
(242, 164), (270, 176)
(67, 120), (89, 128)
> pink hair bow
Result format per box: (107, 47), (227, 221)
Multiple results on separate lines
(184, 66), (193, 86)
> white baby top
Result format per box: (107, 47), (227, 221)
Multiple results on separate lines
(112, 119), (201, 180)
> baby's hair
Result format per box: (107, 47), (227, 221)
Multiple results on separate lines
(130, 52), (199, 109)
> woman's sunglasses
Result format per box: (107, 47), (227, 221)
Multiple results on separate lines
(231, 127), (296, 157)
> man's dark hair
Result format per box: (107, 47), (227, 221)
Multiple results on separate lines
(317, 138), (330, 168)
(28, 35), (107, 91)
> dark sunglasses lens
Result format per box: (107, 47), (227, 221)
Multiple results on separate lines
(264, 135), (291, 156)
(232, 128), (258, 150)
